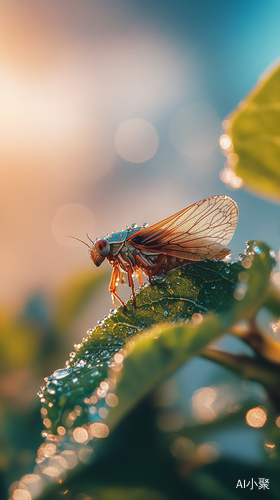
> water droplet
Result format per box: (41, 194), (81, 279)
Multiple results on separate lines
(72, 377), (78, 384)
(164, 311), (168, 316)
(252, 244), (262, 254)
(47, 388), (56, 395)
(75, 360), (86, 368)
(101, 350), (109, 357)
(131, 223), (137, 228)
(51, 368), (69, 380)
(270, 250), (276, 259)
(142, 222), (148, 227)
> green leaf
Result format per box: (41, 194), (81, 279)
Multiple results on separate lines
(16, 241), (275, 500)
(222, 63), (280, 202)
(105, 241), (274, 430)
(53, 267), (109, 335)
(41, 253), (242, 431)
(40, 241), (274, 432)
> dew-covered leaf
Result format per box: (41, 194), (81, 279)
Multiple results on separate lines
(221, 63), (280, 202)
(40, 241), (274, 435)
(42, 254), (243, 431)
(18, 241), (275, 500)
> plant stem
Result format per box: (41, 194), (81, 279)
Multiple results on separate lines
(201, 347), (280, 389)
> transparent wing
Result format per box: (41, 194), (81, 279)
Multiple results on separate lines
(128, 195), (238, 260)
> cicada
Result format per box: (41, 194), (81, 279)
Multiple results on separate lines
(85, 195), (238, 310)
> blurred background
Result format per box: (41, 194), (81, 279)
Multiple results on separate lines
(1, 0), (280, 495)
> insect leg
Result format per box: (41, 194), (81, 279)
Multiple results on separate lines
(109, 265), (127, 311)
(135, 267), (143, 285)
(119, 269), (126, 285)
(116, 256), (137, 309)
(135, 254), (152, 282)
(126, 266), (137, 308)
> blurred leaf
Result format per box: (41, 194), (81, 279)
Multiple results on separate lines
(191, 458), (279, 500)
(85, 487), (170, 500)
(223, 63), (280, 202)
(0, 309), (41, 371)
(53, 267), (109, 334)
(263, 284), (280, 317)
(52, 486), (171, 500)
(169, 399), (262, 441)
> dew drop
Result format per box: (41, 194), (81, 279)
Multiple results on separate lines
(50, 368), (69, 380)
(252, 245), (262, 255)
(75, 360), (86, 368)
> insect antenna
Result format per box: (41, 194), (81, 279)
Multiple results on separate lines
(68, 235), (90, 248)
(86, 233), (94, 244)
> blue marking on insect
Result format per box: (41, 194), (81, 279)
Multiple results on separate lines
(105, 231), (128, 243)
(104, 226), (144, 243)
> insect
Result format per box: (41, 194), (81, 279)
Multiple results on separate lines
(80, 195), (238, 311)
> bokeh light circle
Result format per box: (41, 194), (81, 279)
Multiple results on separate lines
(115, 119), (159, 163)
(246, 407), (267, 428)
(52, 204), (95, 246)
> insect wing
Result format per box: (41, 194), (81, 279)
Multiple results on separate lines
(128, 196), (238, 260)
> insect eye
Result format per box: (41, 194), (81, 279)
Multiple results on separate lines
(95, 239), (110, 256)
